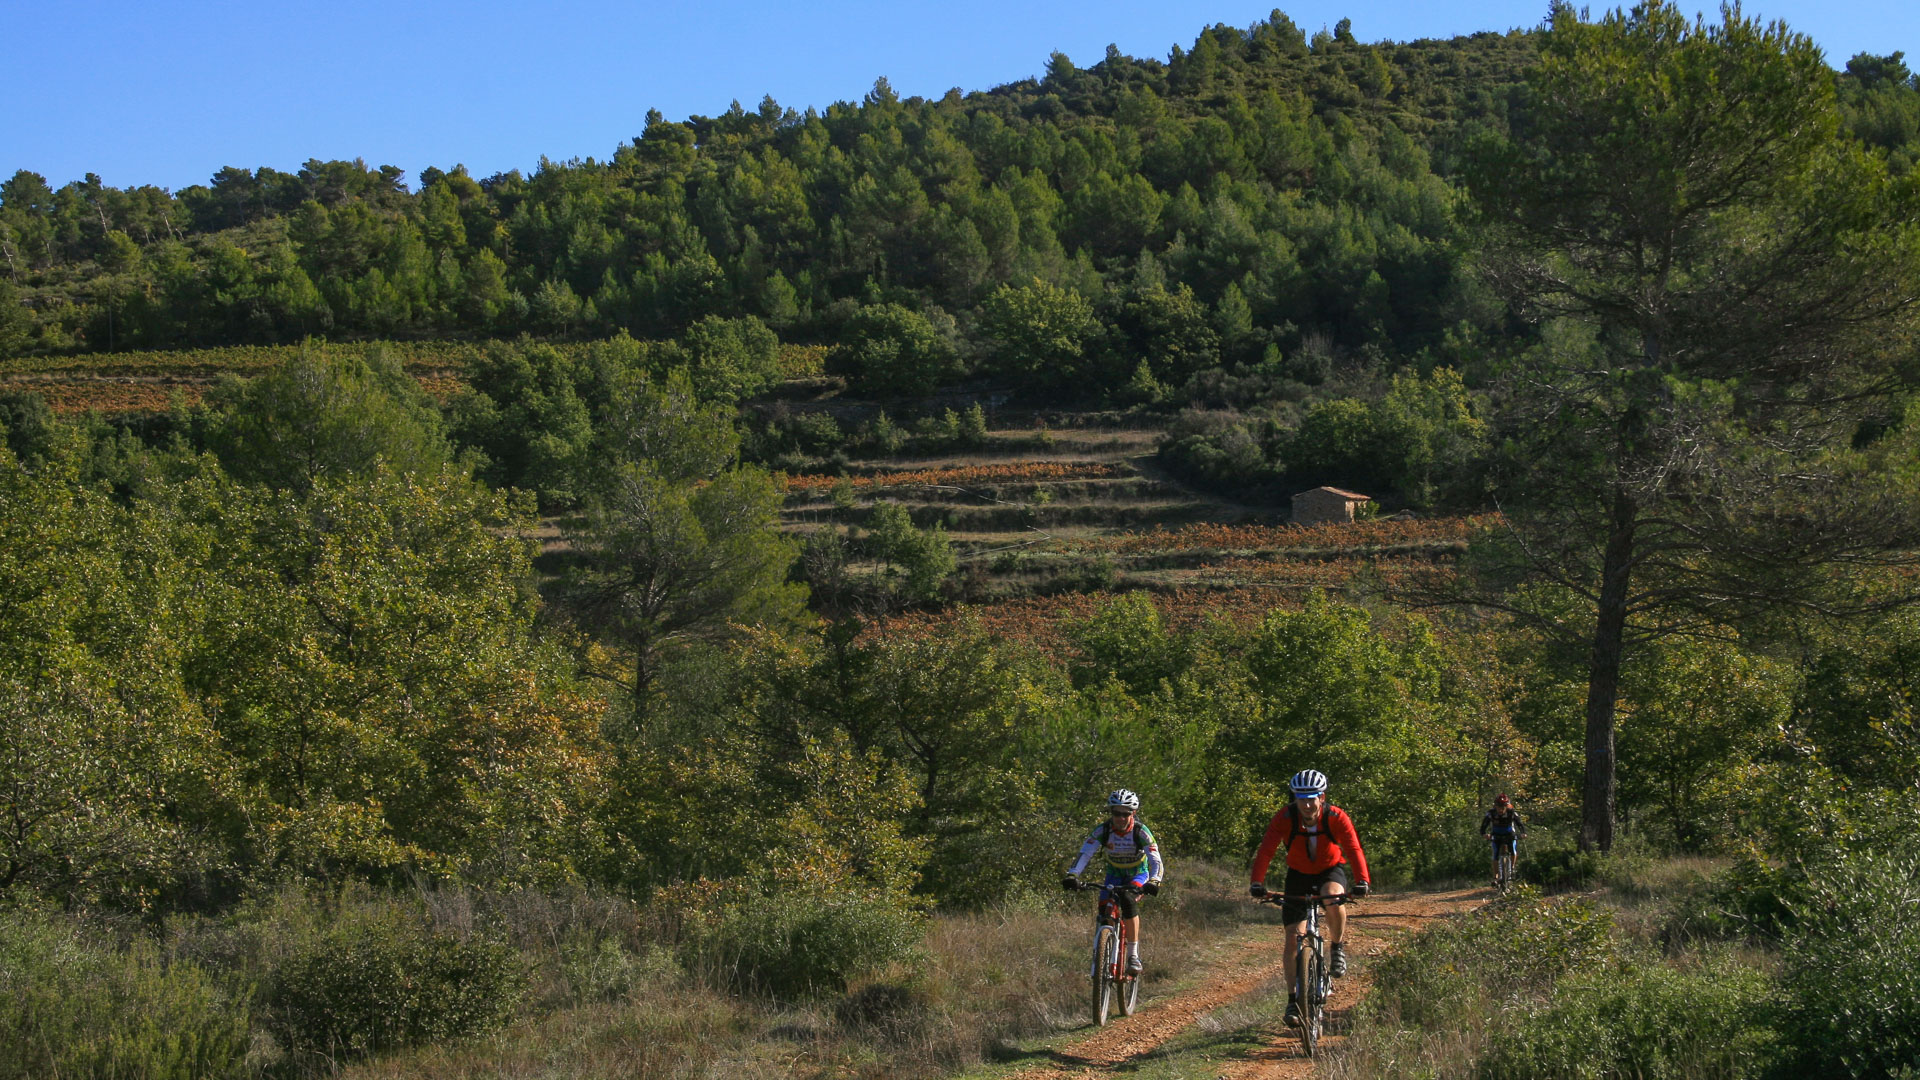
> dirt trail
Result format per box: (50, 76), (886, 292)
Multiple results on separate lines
(1005, 886), (1488, 1080)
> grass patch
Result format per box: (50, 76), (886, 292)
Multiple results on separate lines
(1320, 857), (1815, 1080)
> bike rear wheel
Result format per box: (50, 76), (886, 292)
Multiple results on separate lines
(1091, 924), (1116, 1026)
(1119, 947), (1142, 1016)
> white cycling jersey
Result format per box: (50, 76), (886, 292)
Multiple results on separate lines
(1068, 819), (1164, 880)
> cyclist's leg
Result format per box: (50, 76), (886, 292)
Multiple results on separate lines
(1107, 870), (1144, 968)
(1322, 865), (1350, 944)
(1279, 868), (1314, 1001)
(1125, 869), (1148, 952)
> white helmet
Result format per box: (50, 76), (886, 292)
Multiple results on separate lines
(1107, 789), (1141, 812)
(1290, 769), (1328, 798)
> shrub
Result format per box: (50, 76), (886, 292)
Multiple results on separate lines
(266, 903), (526, 1062)
(1776, 845), (1920, 1079)
(860, 411), (908, 456)
(834, 981), (932, 1036)
(0, 909), (251, 1080)
(702, 890), (925, 998)
(1480, 951), (1778, 1080)
(1663, 850), (1800, 944)
(557, 937), (681, 1005)
(1156, 408), (1281, 494)
(1363, 889), (1615, 1030)
(1519, 836), (1610, 890)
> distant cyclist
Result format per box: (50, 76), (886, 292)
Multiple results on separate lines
(1481, 793), (1526, 887)
(1248, 769), (1371, 1028)
(1064, 789), (1164, 974)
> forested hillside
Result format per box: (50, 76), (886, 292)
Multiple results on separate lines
(5, 6), (1920, 1079)
(4, 14), (1532, 368)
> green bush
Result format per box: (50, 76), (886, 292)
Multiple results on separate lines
(1156, 409), (1281, 495)
(705, 890), (925, 998)
(1519, 836), (1611, 890)
(1363, 889), (1615, 1030)
(557, 937), (681, 1005)
(1663, 850), (1800, 944)
(1480, 951), (1778, 1080)
(266, 904), (526, 1062)
(1776, 846), (1920, 1079)
(0, 909), (251, 1080)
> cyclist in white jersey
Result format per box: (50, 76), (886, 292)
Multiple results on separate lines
(1063, 789), (1165, 973)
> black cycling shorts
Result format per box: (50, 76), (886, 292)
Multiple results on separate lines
(1281, 864), (1351, 926)
(1100, 873), (1148, 920)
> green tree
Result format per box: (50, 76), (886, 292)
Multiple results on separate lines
(446, 338), (635, 506)
(1287, 397), (1382, 490)
(867, 501), (955, 602)
(1372, 366), (1486, 507)
(566, 370), (808, 704)
(1225, 594), (1457, 875)
(673, 313), (781, 403)
(980, 277), (1099, 392)
(202, 346), (452, 493)
(1616, 636), (1789, 850)
(1458, 1), (1920, 850)
(186, 465), (608, 885)
(832, 303), (957, 397)
(0, 440), (223, 908)
(0, 280), (27, 357)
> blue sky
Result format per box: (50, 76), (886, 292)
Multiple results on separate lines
(6, 0), (1912, 193)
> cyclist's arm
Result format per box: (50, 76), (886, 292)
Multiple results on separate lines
(1331, 807), (1371, 886)
(1479, 810), (1493, 835)
(1141, 824), (1164, 881)
(1248, 811), (1289, 885)
(1067, 832), (1101, 877)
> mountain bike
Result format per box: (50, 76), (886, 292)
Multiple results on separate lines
(1259, 891), (1355, 1056)
(1074, 881), (1146, 1026)
(1490, 835), (1519, 892)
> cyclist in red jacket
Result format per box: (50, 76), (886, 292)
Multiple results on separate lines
(1248, 769), (1371, 1028)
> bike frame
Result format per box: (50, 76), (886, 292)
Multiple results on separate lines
(1261, 890), (1353, 1057)
(1490, 834), (1520, 890)
(1080, 881), (1145, 1026)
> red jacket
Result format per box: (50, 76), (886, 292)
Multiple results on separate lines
(1250, 803), (1370, 885)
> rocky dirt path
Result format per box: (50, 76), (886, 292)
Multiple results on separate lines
(1003, 886), (1489, 1080)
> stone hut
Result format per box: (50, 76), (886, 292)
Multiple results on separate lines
(1291, 486), (1372, 526)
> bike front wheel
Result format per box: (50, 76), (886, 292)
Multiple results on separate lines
(1300, 942), (1326, 1056)
(1091, 924), (1116, 1026)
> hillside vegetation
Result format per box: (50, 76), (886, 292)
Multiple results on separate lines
(4, 4), (1920, 1079)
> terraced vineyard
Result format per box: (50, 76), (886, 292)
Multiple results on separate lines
(783, 421), (1483, 639)
(0, 341), (486, 414)
(4, 340), (1480, 630)
(0, 340), (830, 414)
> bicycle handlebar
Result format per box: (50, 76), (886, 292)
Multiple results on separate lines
(1256, 892), (1358, 906)
(1072, 881), (1148, 895)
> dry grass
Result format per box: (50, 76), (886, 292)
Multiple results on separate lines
(330, 864), (1262, 1080)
